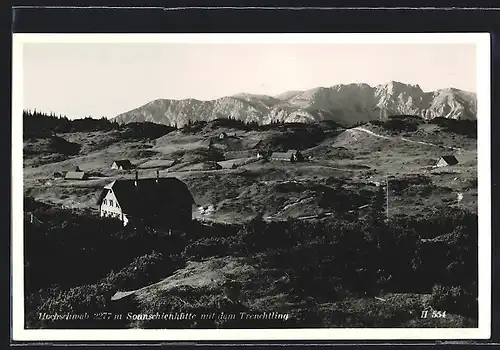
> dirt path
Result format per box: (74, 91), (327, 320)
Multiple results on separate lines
(351, 127), (463, 151)
(400, 137), (462, 151)
(351, 127), (391, 140)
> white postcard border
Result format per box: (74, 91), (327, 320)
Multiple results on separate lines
(11, 32), (491, 341)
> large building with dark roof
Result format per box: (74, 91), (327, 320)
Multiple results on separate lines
(96, 171), (195, 227)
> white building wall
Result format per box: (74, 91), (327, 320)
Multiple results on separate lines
(100, 190), (124, 221)
(436, 159), (447, 167)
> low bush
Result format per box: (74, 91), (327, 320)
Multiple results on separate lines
(183, 236), (236, 259)
(429, 118), (477, 138)
(255, 127), (327, 152)
(24, 196), (478, 328)
(430, 284), (478, 319)
(181, 120), (208, 133)
(104, 251), (183, 291)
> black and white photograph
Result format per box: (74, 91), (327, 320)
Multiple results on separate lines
(11, 33), (491, 341)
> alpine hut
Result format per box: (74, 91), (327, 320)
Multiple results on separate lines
(65, 171), (88, 180)
(96, 171), (195, 228)
(436, 155), (459, 168)
(111, 160), (134, 170)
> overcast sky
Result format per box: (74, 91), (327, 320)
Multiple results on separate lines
(22, 43), (477, 119)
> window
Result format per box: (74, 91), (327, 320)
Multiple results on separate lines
(103, 199), (107, 205)
(115, 202), (119, 208)
(109, 199), (114, 206)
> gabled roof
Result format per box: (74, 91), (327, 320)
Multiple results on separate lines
(96, 177), (195, 214)
(65, 171), (87, 180)
(439, 155), (459, 165)
(112, 159), (133, 168)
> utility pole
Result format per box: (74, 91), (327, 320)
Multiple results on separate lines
(386, 173), (389, 221)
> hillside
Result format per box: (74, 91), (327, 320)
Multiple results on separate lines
(23, 114), (478, 329)
(25, 201), (478, 329)
(113, 81), (477, 127)
(24, 115), (477, 220)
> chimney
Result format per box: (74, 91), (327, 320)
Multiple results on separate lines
(134, 171), (138, 187)
(156, 170), (159, 183)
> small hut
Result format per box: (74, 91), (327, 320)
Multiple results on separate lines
(271, 150), (305, 162)
(436, 155), (459, 167)
(271, 150), (297, 162)
(111, 160), (133, 170)
(65, 171), (88, 180)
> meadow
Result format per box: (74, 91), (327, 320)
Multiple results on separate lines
(22, 113), (479, 328)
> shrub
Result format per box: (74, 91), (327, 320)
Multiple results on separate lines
(254, 125), (327, 152)
(24, 197), (478, 328)
(181, 120), (207, 133)
(430, 284), (477, 318)
(24, 199), (187, 292)
(49, 136), (81, 155)
(104, 251), (176, 291)
(209, 118), (251, 130)
(27, 283), (117, 329)
(429, 118), (477, 138)
(183, 237), (237, 259)
(121, 122), (175, 139)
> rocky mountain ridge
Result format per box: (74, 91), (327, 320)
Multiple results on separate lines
(113, 81), (477, 127)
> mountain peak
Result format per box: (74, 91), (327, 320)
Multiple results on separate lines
(375, 81), (424, 96)
(113, 82), (476, 127)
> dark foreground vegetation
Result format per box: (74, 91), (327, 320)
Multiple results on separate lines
(24, 192), (478, 329)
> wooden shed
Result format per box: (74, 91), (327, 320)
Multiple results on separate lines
(65, 171), (88, 180)
(111, 160), (134, 170)
(436, 155), (459, 167)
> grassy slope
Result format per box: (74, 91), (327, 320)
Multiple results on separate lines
(24, 119), (477, 218)
(23, 118), (478, 329)
(115, 255), (476, 328)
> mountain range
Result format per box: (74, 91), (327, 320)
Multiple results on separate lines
(113, 81), (477, 127)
